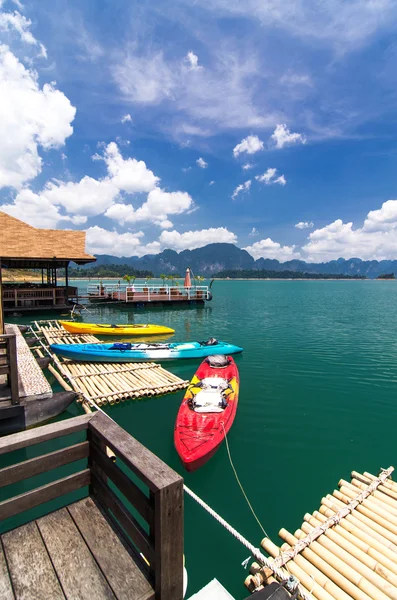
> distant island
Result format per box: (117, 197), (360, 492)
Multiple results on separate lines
(376, 273), (396, 279)
(70, 244), (397, 279)
(214, 269), (367, 280)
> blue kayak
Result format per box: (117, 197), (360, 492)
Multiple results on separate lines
(50, 338), (243, 362)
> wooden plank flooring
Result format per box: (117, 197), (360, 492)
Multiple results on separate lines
(0, 497), (155, 600)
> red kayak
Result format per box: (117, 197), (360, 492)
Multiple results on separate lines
(174, 355), (239, 471)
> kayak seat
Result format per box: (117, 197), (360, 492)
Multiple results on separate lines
(110, 343), (132, 350)
(200, 337), (218, 346)
(206, 354), (230, 368)
(192, 390), (226, 413)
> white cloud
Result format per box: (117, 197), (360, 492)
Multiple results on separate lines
(209, 180), (215, 185)
(105, 188), (193, 227)
(159, 227), (237, 251)
(295, 221), (314, 229)
(270, 124), (306, 149)
(98, 142), (159, 193)
(113, 52), (175, 104)
(196, 157), (208, 168)
(182, 166), (192, 172)
(85, 226), (151, 257)
(42, 177), (119, 216)
(255, 168), (276, 184)
(232, 179), (251, 199)
(302, 200), (397, 261)
(280, 73), (312, 87)
(244, 238), (301, 261)
(204, 0), (396, 51)
(233, 135), (264, 157)
(0, 45), (75, 190)
(242, 163), (254, 170)
(185, 51), (202, 71)
(0, 10), (47, 57)
(121, 113), (132, 123)
(114, 49), (277, 134)
(255, 168), (286, 185)
(1, 188), (71, 228)
(249, 227), (259, 236)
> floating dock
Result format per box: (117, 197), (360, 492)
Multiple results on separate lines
(31, 320), (189, 406)
(245, 466), (397, 600)
(84, 283), (212, 306)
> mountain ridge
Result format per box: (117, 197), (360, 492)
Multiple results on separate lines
(75, 243), (397, 278)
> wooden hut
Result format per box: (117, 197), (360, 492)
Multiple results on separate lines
(0, 211), (95, 322)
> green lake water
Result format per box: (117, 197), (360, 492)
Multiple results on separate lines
(4, 279), (397, 598)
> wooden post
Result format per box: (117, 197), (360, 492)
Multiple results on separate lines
(153, 479), (184, 599)
(7, 334), (19, 406)
(0, 260), (3, 334)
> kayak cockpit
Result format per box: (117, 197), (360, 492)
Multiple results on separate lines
(189, 376), (231, 413)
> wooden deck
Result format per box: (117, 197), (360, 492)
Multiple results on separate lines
(0, 412), (184, 599)
(1, 496), (153, 600)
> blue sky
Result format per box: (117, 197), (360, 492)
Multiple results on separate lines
(1, 0), (397, 262)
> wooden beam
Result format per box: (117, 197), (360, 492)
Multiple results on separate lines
(90, 439), (154, 527)
(0, 469), (90, 521)
(0, 260), (3, 334)
(0, 413), (92, 455)
(91, 470), (154, 564)
(0, 441), (89, 488)
(89, 412), (182, 492)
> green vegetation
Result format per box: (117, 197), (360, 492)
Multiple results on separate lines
(68, 264), (153, 278)
(377, 273), (396, 279)
(214, 269), (367, 280)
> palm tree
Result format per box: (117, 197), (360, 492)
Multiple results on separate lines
(123, 274), (136, 286)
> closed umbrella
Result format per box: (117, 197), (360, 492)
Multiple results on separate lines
(184, 267), (192, 288)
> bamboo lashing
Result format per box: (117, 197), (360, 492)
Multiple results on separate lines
(246, 467), (397, 599)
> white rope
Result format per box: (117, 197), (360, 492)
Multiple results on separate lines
(183, 484), (310, 600)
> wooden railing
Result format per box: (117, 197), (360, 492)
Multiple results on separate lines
(2, 286), (78, 308)
(0, 334), (18, 405)
(0, 412), (184, 599)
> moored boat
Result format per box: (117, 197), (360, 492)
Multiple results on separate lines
(50, 338), (243, 362)
(174, 355), (239, 471)
(59, 321), (175, 336)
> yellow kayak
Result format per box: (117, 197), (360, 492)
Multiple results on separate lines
(59, 321), (175, 336)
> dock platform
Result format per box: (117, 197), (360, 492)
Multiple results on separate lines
(0, 412), (184, 599)
(1, 496), (153, 600)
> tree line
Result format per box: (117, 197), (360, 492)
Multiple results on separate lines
(214, 269), (367, 279)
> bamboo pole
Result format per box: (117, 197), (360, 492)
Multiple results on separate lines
(341, 480), (397, 517)
(332, 491), (397, 537)
(352, 473), (397, 502)
(278, 529), (374, 600)
(364, 473), (397, 495)
(337, 487), (397, 528)
(310, 511), (397, 566)
(298, 522), (397, 597)
(351, 478), (397, 508)
(305, 513), (397, 576)
(321, 497), (397, 548)
(261, 538), (337, 600)
(48, 364), (73, 392)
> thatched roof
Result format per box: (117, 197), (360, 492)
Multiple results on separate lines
(0, 212), (96, 268)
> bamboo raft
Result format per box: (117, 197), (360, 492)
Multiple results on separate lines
(30, 320), (189, 406)
(245, 467), (397, 600)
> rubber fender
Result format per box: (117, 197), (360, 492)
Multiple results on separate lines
(207, 292), (213, 301)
